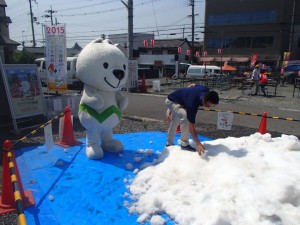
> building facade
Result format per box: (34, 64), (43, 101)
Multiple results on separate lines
(138, 38), (196, 78)
(108, 33), (200, 78)
(0, 0), (19, 63)
(203, 0), (300, 71)
(108, 32), (154, 58)
(24, 42), (83, 59)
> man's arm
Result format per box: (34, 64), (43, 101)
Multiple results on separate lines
(188, 83), (197, 88)
(188, 121), (205, 155)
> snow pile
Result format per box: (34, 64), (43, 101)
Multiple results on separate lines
(125, 133), (300, 225)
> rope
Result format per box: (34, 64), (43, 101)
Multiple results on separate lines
(12, 111), (66, 148)
(199, 108), (300, 122)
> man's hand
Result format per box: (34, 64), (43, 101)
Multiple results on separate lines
(188, 83), (196, 88)
(196, 143), (206, 155)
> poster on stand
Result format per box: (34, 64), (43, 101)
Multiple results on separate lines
(0, 64), (47, 133)
(2, 64), (47, 118)
(44, 24), (67, 92)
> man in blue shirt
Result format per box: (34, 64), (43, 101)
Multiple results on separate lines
(165, 84), (219, 155)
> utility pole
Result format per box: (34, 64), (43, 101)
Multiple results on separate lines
(29, 0), (36, 47)
(121, 0), (133, 59)
(44, 6), (57, 25)
(189, 0), (195, 64)
(288, 0), (296, 53)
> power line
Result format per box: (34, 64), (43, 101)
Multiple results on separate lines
(56, 0), (120, 12)
(57, 7), (124, 17)
(44, 6), (57, 25)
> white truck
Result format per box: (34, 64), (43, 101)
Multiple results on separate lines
(186, 65), (221, 78)
(34, 57), (82, 90)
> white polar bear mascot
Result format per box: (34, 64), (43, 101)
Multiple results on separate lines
(77, 38), (128, 159)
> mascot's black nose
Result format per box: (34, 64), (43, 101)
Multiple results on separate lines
(113, 69), (125, 80)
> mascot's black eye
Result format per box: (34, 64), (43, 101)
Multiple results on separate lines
(103, 62), (109, 69)
(123, 64), (126, 70)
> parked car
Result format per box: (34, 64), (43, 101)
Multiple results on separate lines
(186, 65), (221, 78)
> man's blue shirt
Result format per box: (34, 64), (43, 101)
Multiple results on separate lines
(167, 85), (209, 123)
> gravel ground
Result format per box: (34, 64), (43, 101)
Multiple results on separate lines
(0, 114), (290, 225)
(1, 80), (299, 224)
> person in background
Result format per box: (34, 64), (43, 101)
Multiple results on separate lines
(165, 84), (219, 156)
(251, 64), (260, 88)
(254, 69), (268, 97)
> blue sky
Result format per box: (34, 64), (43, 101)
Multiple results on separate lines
(7, 0), (205, 48)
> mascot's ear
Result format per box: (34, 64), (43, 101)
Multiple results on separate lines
(90, 38), (114, 45)
(103, 39), (114, 45)
(91, 38), (103, 44)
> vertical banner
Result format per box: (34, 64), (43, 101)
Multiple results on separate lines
(126, 60), (138, 90)
(44, 24), (67, 92)
(67, 97), (75, 109)
(282, 52), (292, 68)
(44, 123), (54, 150)
(53, 98), (62, 112)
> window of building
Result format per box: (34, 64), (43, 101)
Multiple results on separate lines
(67, 61), (71, 70)
(206, 37), (232, 49)
(230, 37), (251, 48)
(168, 49), (178, 55)
(152, 49), (163, 55)
(252, 36), (273, 48)
(207, 38), (222, 49)
(207, 36), (273, 49)
(139, 48), (148, 54)
(208, 10), (277, 26)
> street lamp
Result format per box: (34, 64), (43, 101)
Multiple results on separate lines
(21, 31), (25, 46)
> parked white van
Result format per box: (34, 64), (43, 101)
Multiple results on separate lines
(34, 57), (82, 89)
(186, 65), (221, 78)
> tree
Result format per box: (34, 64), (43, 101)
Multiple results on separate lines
(12, 49), (37, 64)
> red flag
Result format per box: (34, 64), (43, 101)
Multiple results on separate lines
(250, 53), (258, 67)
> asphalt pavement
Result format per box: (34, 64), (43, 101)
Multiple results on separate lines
(123, 79), (300, 137)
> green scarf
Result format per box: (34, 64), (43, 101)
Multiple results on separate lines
(79, 103), (122, 123)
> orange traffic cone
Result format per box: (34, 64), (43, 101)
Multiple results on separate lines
(139, 74), (147, 93)
(0, 140), (35, 214)
(258, 112), (267, 134)
(56, 106), (82, 148)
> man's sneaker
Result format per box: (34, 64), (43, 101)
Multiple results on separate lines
(181, 144), (196, 152)
(166, 144), (174, 147)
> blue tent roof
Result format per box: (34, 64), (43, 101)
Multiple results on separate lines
(283, 64), (300, 72)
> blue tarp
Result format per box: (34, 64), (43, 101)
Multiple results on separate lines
(15, 132), (212, 225)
